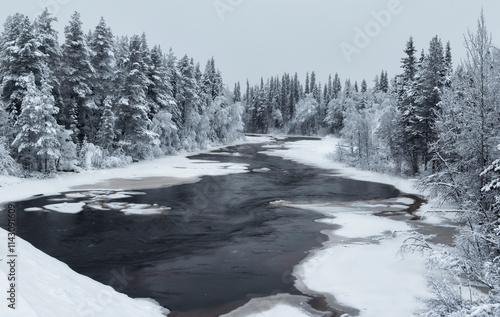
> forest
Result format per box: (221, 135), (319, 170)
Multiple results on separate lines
(0, 8), (499, 317)
(0, 9), (243, 176)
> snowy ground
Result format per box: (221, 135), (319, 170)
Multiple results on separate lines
(0, 135), (454, 316)
(253, 136), (457, 317)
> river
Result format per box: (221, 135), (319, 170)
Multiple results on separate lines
(0, 137), (401, 316)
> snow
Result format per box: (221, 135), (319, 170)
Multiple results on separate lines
(220, 294), (316, 317)
(0, 229), (169, 317)
(291, 203), (429, 317)
(24, 207), (45, 212)
(252, 167), (271, 172)
(120, 203), (170, 215)
(244, 304), (311, 317)
(316, 210), (411, 239)
(296, 234), (428, 317)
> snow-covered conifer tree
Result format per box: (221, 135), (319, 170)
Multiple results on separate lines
(60, 12), (95, 144)
(12, 75), (62, 173)
(89, 17), (116, 110)
(115, 34), (159, 159)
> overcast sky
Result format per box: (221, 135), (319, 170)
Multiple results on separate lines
(1, 0), (499, 88)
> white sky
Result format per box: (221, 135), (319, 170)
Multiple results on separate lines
(1, 0), (499, 88)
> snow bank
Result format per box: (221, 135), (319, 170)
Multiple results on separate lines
(220, 294), (316, 317)
(244, 304), (311, 317)
(0, 136), (271, 206)
(263, 136), (419, 194)
(291, 203), (429, 317)
(0, 228), (168, 317)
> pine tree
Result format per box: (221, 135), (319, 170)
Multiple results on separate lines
(233, 82), (241, 102)
(444, 41), (453, 87)
(414, 36), (447, 167)
(176, 54), (202, 148)
(202, 57), (223, 101)
(0, 14), (45, 120)
(34, 9), (63, 112)
(327, 74), (333, 102)
(89, 17), (116, 109)
(379, 71), (389, 93)
(147, 45), (178, 126)
(304, 72), (310, 94)
(373, 75), (380, 92)
(165, 48), (183, 129)
(361, 79), (367, 93)
(397, 36), (420, 174)
(116, 34), (159, 159)
(310, 71), (318, 101)
(95, 97), (116, 152)
(12, 74), (62, 173)
(332, 73), (342, 99)
(147, 48), (179, 152)
(60, 12), (95, 144)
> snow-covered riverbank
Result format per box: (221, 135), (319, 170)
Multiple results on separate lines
(0, 135), (455, 317)
(252, 136), (457, 316)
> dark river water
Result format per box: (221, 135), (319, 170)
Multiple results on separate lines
(0, 137), (400, 316)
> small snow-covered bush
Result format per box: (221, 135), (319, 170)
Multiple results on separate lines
(79, 141), (132, 169)
(0, 137), (21, 176)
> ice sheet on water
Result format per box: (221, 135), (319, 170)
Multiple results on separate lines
(43, 202), (86, 214)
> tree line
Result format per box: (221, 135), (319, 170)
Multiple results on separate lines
(0, 10), (243, 175)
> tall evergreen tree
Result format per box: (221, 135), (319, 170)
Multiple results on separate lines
(304, 72), (310, 94)
(176, 54), (202, 148)
(332, 73), (342, 99)
(89, 17), (116, 109)
(116, 34), (158, 159)
(397, 36), (420, 174)
(60, 12), (95, 144)
(95, 97), (116, 152)
(233, 82), (241, 102)
(12, 75), (62, 173)
(34, 9), (63, 110)
(0, 14), (45, 119)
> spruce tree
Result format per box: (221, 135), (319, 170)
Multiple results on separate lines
(176, 54), (202, 148)
(116, 34), (158, 159)
(89, 17), (116, 109)
(12, 75), (62, 173)
(34, 9), (63, 112)
(60, 12), (95, 144)
(0, 14), (45, 119)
